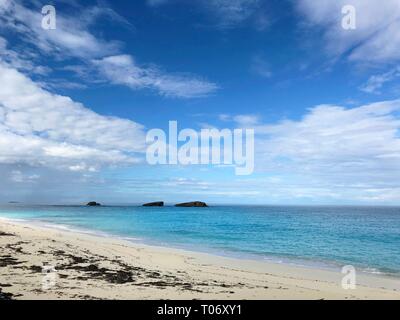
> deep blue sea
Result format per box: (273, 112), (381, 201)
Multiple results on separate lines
(1, 205), (399, 276)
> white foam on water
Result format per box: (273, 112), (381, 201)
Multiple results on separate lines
(363, 267), (383, 275)
(0, 216), (142, 242)
(0, 216), (28, 222)
(35, 221), (142, 241)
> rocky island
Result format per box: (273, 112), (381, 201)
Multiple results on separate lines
(86, 202), (101, 207)
(143, 201), (164, 207)
(175, 201), (208, 207)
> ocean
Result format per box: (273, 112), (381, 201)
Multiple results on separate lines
(1, 205), (399, 276)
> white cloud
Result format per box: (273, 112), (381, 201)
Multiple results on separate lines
(210, 102), (400, 202)
(10, 170), (40, 183)
(297, 0), (400, 64)
(205, 0), (261, 28)
(0, 36), (51, 76)
(218, 113), (260, 126)
(0, 61), (146, 171)
(218, 114), (231, 121)
(93, 55), (218, 98)
(0, 0), (217, 98)
(360, 67), (400, 94)
(0, 0), (119, 59)
(233, 114), (260, 126)
(253, 100), (400, 200)
(168, 100), (399, 202)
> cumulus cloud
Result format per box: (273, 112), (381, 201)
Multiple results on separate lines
(212, 101), (400, 201)
(297, 0), (400, 64)
(253, 100), (400, 200)
(196, 102), (400, 202)
(0, 61), (146, 171)
(165, 100), (398, 202)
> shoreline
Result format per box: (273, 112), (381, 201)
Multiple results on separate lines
(1, 219), (400, 300)
(1, 216), (398, 279)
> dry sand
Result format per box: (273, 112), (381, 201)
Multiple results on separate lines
(1, 219), (399, 300)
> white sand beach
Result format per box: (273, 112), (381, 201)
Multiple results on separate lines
(1, 219), (399, 300)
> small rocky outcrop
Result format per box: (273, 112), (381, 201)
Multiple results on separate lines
(175, 201), (208, 207)
(86, 202), (101, 207)
(143, 201), (164, 207)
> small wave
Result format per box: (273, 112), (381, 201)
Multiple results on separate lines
(30, 220), (144, 242)
(362, 267), (383, 275)
(0, 215), (143, 243)
(118, 236), (143, 242)
(0, 216), (29, 223)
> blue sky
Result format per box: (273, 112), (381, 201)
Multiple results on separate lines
(1, 0), (400, 205)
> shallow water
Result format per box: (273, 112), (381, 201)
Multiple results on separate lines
(1, 205), (399, 275)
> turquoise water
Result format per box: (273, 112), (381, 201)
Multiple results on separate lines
(1, 205), (399, 275)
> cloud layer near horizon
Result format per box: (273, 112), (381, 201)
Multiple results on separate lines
(248, 100), (400, 202)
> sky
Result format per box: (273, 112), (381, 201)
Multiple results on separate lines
(1, 0), (400, 205)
